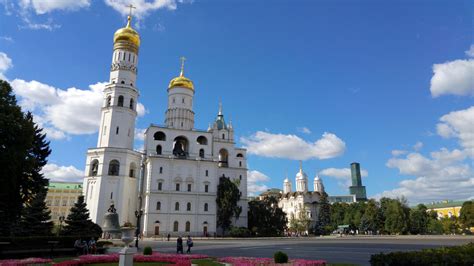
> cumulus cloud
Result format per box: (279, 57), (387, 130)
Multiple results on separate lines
(391, 150), (408, 156)
(42, 163), (84, 182)
(297, 127), (311, 134)
(319, 167), (368, 188)
(135, 128), (146, 141)
(241, 131), (345, 160)
(430, 59), (474, 97)
(413, 141), (423, 151)
(19, 0), (90, 14)
(436, 106), (474, 154)
(10, 78), (146, 140)
(104, 0), (192, 21)
(247, 170), (270, 196)
(465, 45), (474, 58)
(0, 52), (12, 80)
(378, 148), (473, 203)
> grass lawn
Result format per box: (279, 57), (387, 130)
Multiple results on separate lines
(191, 258), (224, 266)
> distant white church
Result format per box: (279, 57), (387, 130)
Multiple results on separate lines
(82, 15), (248, 237)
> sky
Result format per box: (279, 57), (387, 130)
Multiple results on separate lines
(0, 0), (473, 204)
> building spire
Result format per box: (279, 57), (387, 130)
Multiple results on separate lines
(126, 4), (136, 28)
(180, 56), (186, 77)
(218, 100), (223, 115)
(299, 160), (303, 172)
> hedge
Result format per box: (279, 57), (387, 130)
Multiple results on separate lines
(370, 242), (474, 266)
(0, 235), (96, 251)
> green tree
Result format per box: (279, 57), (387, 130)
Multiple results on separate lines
(359, 199), (380, 234)
(62, 195), (102, 238)
(330, 202), (348, 231)
(440, 216), (460, 235)
(426, 211), (443, 235)
(248, 196), (287, 236)
(216, 176), (242, 235)
(409, 204), (429, 234)
(459, 201), (474, 229)
(18, 190), (53, 236)
(314, 192), (331, 235)
(0, 80), (51, 236)
(384, 199), (409, 234)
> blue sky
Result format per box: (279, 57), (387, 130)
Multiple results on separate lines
(0, 0), (473, 203)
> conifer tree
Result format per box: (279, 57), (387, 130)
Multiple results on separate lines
(63, 195), (102, 238)
(19, 190), (53, 236)
(314, 192), (331, 235)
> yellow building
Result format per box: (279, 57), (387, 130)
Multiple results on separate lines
(46, 182), (83, 224)
(426, 200), (463, 218)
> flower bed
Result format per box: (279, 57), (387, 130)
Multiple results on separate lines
(0, 257), (52, 265)
(218, 257), (326, 266)
(54, 252), (209, 265)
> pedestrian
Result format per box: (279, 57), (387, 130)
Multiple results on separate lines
(167, 233), (171, 241)
(176, 236), (183, 254)
(186, 235), (193, 253)
(88, 238), (97, 254)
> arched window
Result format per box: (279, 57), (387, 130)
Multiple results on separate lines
(185, 221), (190, 232)
(175, 202), (180, 211)
(187, 202), (191, 211)
(222, 133), (225, 139)
(173, 221), (179, 232)
(173, 136), (189, 158)
(108, 160), (120, 176)
(197, 136), (208, 145)
(118, 95), (124, 107)
(218, 149), (229, 167)
(204, 203), (208, 212)
(106, 96), (111, 107)
(237, 153), (244, 158)
(156, 145), (162, 155)
(121, 80), (125, 84)
(90, 159), (99, 176)
(154, 131), (166, 141)
(239, 161), (242, 167)
(199, 149), (205, 158)
(176, 183), (180, 191)
(129, 98), (134, 110)
(158, 182), (162, 191)
(129, 162), (136, 178)
(156, 201), (161, 210)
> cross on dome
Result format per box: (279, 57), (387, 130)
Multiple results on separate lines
(180, 56), (186, 76)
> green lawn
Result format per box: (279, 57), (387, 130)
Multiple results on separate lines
(191, 258), (224, 266)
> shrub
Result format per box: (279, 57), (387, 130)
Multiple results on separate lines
(143, 246), (153, 255)
(274, 251), (288, 263)
(370, 243), (474, 266)
(229, 226), (251, 237)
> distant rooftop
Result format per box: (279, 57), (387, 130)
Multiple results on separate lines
(48, 181), (82, 190)
(425, 200), (467, 209)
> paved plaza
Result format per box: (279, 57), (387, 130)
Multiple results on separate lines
(135, 235), (474, 265)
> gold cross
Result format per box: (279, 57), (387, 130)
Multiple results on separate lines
(127, 4), (136, 17)
(180, 56), (186, 76)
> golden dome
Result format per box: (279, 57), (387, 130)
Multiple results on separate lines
(114, 16), (140, 47)
(168, 57), (194, 91)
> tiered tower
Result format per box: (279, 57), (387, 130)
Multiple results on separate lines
(82, 14), (142, 226)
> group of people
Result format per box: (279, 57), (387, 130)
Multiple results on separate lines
(176, 235), (193, 254)
(74, 238), (97, 255)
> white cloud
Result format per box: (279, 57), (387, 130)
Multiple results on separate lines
(436, 106), (474, 154)
(10, 78), (146, 140)
(430, 59), (474, 97)
(42, 163), (84, 182)
(19, 17), (61, 31)
(413, 141), (423, 151)
(465, 44), (474, 58)
(391, 150), (408, 156)
(19, 0), (90, 14)
(0, 36), (14, 43)
(241, 131), (345, 160)
(0, 52), (12, 80)
(104, 0), (192, 20)
(378, 148), (473, 203)
(247, 170), (270, 196)
(297, 127), (311, 134)
(135, 128), (146, 141)
(319, 167), (368, 188)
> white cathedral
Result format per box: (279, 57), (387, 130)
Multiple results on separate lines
(82, 15), (248, 237)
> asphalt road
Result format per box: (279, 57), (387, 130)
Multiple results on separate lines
(132, 236), (474, 265)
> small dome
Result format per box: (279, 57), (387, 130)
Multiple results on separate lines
(314, 175), (321, 181)
(284, 177), (290, 183)
(296, 169), (308, 180)
(168, 57), (194, 91)
(114, 16), (140, 47)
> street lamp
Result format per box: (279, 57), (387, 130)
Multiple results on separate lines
(134, 209), (143, 248)
(58, 216), (65, 236)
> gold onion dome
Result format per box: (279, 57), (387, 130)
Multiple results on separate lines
(168, 57), (194, 91)
(114, 15), (140, 47)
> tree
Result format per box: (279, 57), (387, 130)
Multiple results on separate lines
(248, 196), (287, 236)
(459, 201), (474, 229)
(330, 202), (348, 231)
(359, 199), (380, 234)
(216, 176), (242, 235)
(62, 195), (102, 238)
(426, 211), (443, 234)
(384, 199), (409, 234)
(409, 204), (429, 235)
(314, 192), (331, 235)
(0, 80), (51, 236)
(18, 190), (53, 236)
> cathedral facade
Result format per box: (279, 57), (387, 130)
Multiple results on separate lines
(82, 15), (248, 237)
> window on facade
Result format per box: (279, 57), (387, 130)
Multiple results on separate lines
(173, 98), (175, 103)
(239, 161), (242, 167)
(173, 136), (189, 158)
(205, 170), (208, 177)
(199, 149), (204, 158)
(90, 159), (99, 176)
(176, 183), (180, 191)
(237, 153), (244, 158)
(130, 98), (134, 110)
(159, 167), (163, 174)
(204, 203), (208, 212)
(156, 201), (161, 210)
(218, 149), (229, 167)
(154, 131), (166, 141)
(175, 202), (180, 211)
(222, 134), (225, 139)
(197, 136), (208, 145)
(185, 221), (190, 232)
(158, 182), (162, 191)
(173, 221), (179, 232)
(187, 184), (192, 192)
(108, 160), (120, 176)
(106, 96), (111, 107)
(205, 184), (209, 193)
(110, 192), (113, 199)
(156, 145), (162, 155)
(121, 80), (125, 84)
(116, 127), (119, 135)
(62, 199), (67, 206)
(187, 202), (191, 211)
(182, 98), (185, 103)
(118, 95), (124, 107)
(239, 175), (242, 180)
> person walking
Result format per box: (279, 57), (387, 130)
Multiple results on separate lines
(176, 236), (183, 254)
(186, 235), (193, 253)
(167, 233), (171, 241)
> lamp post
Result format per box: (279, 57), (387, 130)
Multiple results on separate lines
(134, 209), (143, 248)
(58, 216), (65, 236)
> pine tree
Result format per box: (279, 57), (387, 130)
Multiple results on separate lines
(19, 189), (53, 236)
(63, 195), (102, 238)
(315, 192), (331, 235)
